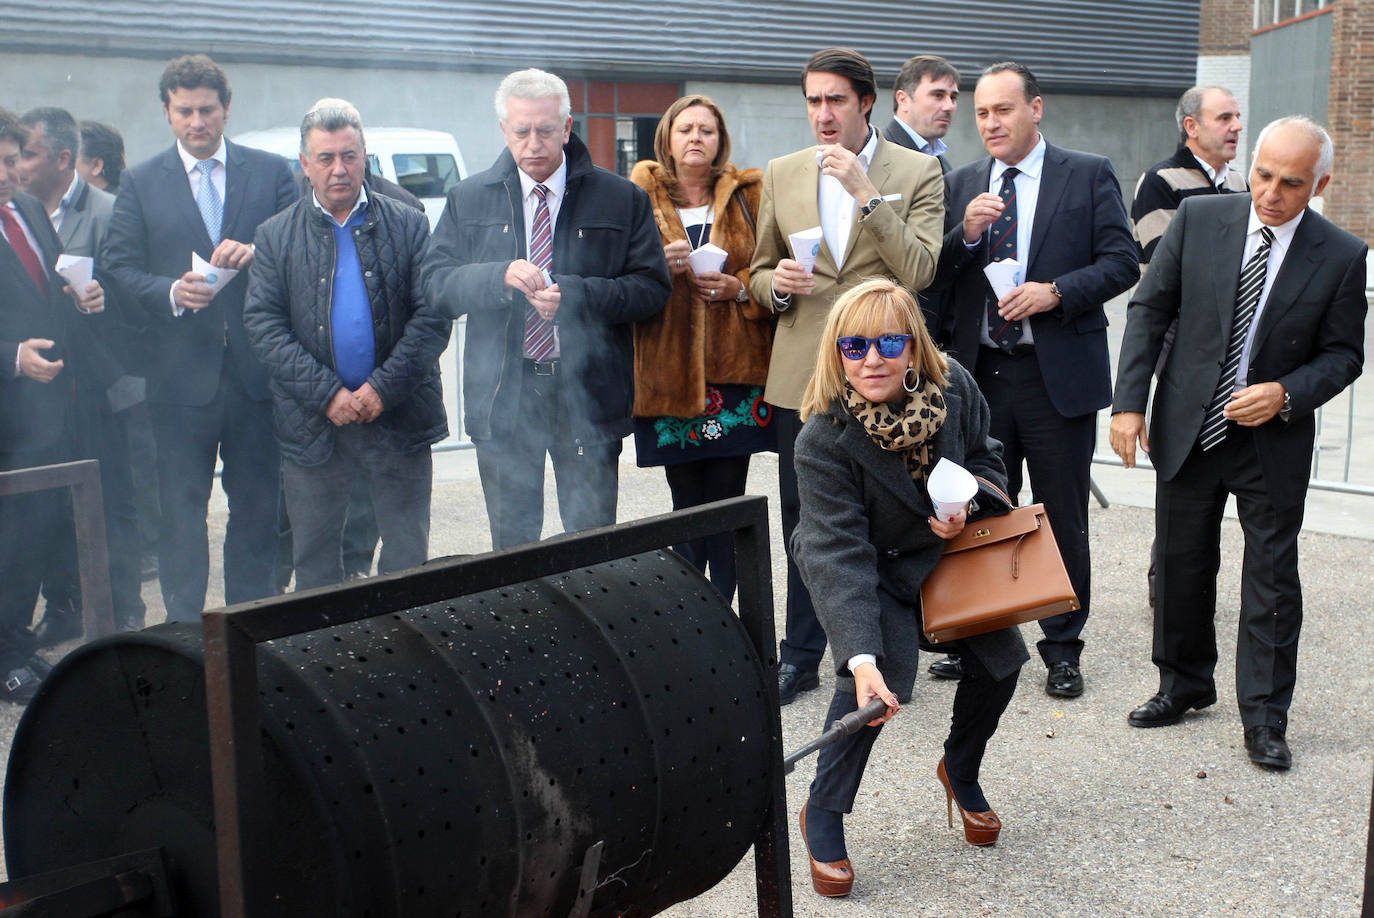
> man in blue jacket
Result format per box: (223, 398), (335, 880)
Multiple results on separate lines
(421, 68), (669, 549)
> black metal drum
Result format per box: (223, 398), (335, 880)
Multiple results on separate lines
(4, 551), (773, 917)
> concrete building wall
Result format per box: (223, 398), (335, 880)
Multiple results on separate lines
(1250, 12), (1332, 132)
(6, 52), (1177, 201)
(1196, 54), (1254, 164)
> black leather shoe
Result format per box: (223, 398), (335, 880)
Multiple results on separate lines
(1045, 661), (1083, 698)
(1244, 725), (1292, 769)
(1, 659), (48, 706)
(778, 663), (819, 705)
(31, 605), (82, 648)
(1127, 690), (1217, 728)
(928, 655), (963, 680)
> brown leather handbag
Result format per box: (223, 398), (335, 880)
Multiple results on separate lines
(918, 481), (1080, 644)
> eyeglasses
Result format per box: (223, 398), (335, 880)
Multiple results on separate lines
(836, 334), (913, 360)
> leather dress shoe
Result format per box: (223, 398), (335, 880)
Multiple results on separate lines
(928, 655), (963, 680)
(1127, 690), (1217, 728)
(777, 663), (819, 705)
(1244, 725), (1292, 769)
(1045, 661), (1083, 698)
(31, 605), (82, 648)
(799, 801), (853, 896)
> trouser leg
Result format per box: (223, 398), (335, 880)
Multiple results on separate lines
(808, 688), (884, 814)
(776, 408), (823, 672)
(281, 451), (351, 591)
(942, 646), (1021, 785)
(366, 442), (432, 576)
(218, 373), (280, 606)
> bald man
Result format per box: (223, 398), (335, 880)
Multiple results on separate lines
(1110, 116), (1367, 769)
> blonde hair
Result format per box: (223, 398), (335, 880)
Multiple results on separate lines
(799, 278), (948, 421)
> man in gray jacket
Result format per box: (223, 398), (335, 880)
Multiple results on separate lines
(244, 101), (450, 590)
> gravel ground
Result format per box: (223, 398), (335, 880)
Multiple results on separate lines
(2, 449), (1370, 916)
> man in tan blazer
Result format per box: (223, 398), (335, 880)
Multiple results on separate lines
(749, 46), (943, 706)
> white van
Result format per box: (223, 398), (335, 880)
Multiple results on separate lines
(233, 126), (467, 229)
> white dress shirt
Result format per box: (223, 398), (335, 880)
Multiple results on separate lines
(49, 172), (81, 232)
(893, 117), (948, 159)
(169, 138), (229, 313)
(817, 127), (878, 270)
(980, 134), (1047, 347)
(1234, 205), (1304, 389)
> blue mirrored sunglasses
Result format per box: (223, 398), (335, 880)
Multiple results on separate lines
(836, 334), (913, 360)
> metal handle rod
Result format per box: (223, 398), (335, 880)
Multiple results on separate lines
(782, 698), (890, 774)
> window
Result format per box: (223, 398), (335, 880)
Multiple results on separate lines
(391, 153), (461, 198)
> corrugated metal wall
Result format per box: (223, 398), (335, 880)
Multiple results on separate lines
(5, 0), (1196, 96)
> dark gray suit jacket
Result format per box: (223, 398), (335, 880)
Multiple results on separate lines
(56, 177), (115, 258)
(882, 117), (950, 174)
(1113, 194), (1367, 511)
(102, 140), (296, 406)
(790, 360), (1028, 701)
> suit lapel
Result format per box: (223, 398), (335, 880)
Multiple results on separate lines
(1251, 209), (1324, 351)
(1026, 145), (1069, 270)
(220, 140), (248, 243)
(0, 236), (46, 309)
(58, 195), (85, 252)
(838, 414), (929, 515)
(1208, 198), (1250, 335)
(162, 146), (216, 256)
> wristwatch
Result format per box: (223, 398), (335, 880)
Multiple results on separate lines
(1050, 280), (1064, 300)
(734, 285), (749, 303)
(1280, 389), (1292, 421)
(860, 195), (883, 218)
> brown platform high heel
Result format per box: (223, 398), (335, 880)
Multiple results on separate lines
(799, 800), (854, 896)
(936, 757), (1001, 846)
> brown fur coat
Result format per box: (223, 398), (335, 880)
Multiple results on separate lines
(630, 160), (773, 418)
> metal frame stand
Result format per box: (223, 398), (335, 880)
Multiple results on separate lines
(203, 495), (791, 918)
(0, 459), (115, 639)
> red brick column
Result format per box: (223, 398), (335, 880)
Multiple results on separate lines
(1326, 0), (1374, 246)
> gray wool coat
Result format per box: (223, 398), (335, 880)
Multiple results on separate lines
(790, 359), (1030, 701)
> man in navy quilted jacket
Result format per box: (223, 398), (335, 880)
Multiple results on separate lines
(244, 100), (450, 590)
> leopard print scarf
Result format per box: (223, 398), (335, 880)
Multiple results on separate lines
(842, 374), (948, 483)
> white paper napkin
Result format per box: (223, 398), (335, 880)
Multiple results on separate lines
(687, 243), (728, 275)
(55, 254), (93, 292)
(788, 227), (823, 273)
(192, 252), (239, 296)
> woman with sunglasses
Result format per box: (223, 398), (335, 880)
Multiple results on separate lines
(629, 95), (774, 602)
(790, 278), (1029, 897)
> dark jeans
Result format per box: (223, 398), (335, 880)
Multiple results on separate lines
(976, 348), (1094, 666)
(282, 427), (432, 592)
(0, 441), (68, 667)
(663, 455), (751, 603)
(151, 363), (279, 621)
(474, 361), (620, 550)
(775, 407), (822, 672)
(341, 478), (380, 576)
(808, 646), (1019, 814)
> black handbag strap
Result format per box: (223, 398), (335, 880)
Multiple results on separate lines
(733, 188), (756, 237)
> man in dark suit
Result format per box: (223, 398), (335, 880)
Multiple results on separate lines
(103, 54), (296, 621)
(0, 108), (107, 702)
(1110, 116), (1366, 769)
(882, 54), (959, 174)
(931, 61), (1139, 698)
(16, 105), (146, 641)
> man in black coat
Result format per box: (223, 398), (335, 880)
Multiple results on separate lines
(421, 68), (669, 549)
(245, 101), (450, 589)
(0, 108), (107, 702)
(1110, 117), (1366, 769)
(930, 62), (1139, 698)
(102, 54), (296, 620)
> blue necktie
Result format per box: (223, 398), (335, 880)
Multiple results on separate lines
(196, 159), (222, 246)
(987, 167), (1021, 351)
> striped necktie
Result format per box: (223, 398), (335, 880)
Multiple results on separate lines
(522, 183), (556, 361)
(1199, 226), (1275, 451)
(986, 167), (1021, 351)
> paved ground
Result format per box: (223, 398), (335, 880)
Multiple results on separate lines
(3, 443), (1370, 915)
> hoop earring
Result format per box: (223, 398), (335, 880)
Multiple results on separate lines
(903, 366), (920, 393)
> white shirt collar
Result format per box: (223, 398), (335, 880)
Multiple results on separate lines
(1245, 203), (1304, 249)
(1194, 155), (1230, 188)
(53, 172), (80, 218)
(311, 183), (369, 226)
(517, 157), (568, 204)
(991, 134), (1046, 182)
(894, 118), (947, 159)
(177, 137), (227, 174)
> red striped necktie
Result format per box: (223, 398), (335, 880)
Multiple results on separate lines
(0, 206), (47, 294)
(523, 183), (556, 361)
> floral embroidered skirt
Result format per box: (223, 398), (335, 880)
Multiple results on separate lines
(633, 383), (776, 467)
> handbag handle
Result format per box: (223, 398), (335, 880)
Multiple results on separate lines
(974, 475), (1013, 507)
